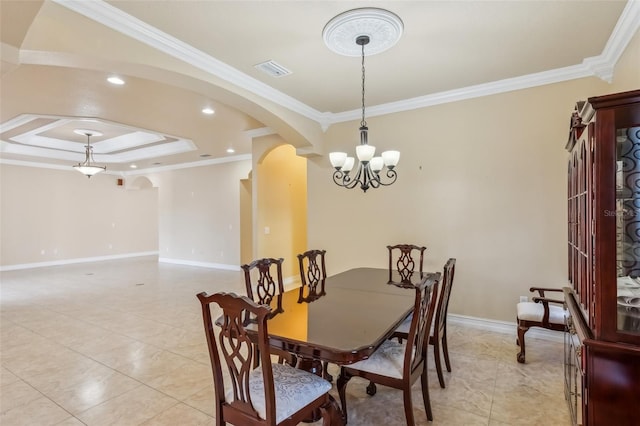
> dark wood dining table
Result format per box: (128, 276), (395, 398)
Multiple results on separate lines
(246, 267), (435, 372)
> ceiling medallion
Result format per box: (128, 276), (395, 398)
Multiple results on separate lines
(322, 8), (404, 57)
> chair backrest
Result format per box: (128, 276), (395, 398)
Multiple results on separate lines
(388, 244), (427, 282)
(297, 249), (327, 302)
(404, 272), (441, 377)
(242, 258), (285, 306)
(197, 291), (276, 425)
(433, 258), (456, 338)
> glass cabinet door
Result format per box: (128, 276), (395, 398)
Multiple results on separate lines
(615, 125), (640, 334)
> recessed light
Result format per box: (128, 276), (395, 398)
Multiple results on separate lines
(107, 76), (125, 85)
(226, 148), (235, 154)
(202, 107), (215, 115)
(129, 164), (137, 169)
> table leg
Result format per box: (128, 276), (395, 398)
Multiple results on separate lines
(296, 357), (323, 376)
(296, 357), (345, 424)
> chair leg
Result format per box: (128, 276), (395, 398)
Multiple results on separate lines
(433, 337), (446, 388)
(420, 368), (433, 421)
(442, 326), (452, 373)
(320, 396), (344, 426)
(402, 385), (416, 426)
(337, 369), (352, 424)
(215, 403), (226, 426)
(517, 323), (528, 364)
(366, 381), (377, 396)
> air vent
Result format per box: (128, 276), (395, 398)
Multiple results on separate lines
(254, 60), (292, 78)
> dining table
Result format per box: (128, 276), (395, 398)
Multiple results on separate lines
(245, 267), (437, 374)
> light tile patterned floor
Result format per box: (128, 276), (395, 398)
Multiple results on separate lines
(0, 257), (570, 425)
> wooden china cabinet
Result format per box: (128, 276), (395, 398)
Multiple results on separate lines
(564, 89), (640, 426)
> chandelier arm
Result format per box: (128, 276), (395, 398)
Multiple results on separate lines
(376, 169), (398, 187)
(348, 163), (367, 190)
(333, 169), (360, 190)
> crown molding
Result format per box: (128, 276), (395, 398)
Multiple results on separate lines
(329, 63), (596, 123)
(0, 152), (251, 175)
(53, 0), (639, 128)
(0, 158), (74, 172)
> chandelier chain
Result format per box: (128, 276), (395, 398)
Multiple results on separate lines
(361, 41), (366, 128)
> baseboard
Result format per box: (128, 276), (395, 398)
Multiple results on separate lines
(0, 251), (159, 272)
(284, 276), (301, 290)
(158, 257), (241, 271)
(448, 313), (565, 343)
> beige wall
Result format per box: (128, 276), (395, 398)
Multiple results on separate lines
(306, 32), (639, 322)
(150, 160), (252, 268)
(0, 164), (158, 268)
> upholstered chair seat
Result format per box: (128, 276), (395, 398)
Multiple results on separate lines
(395, 313), (431, 336)
(225, 363), (332, 424)
(345, 339), (412, 379)
(516, 301), (567, 324)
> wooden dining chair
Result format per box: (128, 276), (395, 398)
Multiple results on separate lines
(388, 244), (426, 282)
(242, 257), (287, 366)
(242, 257), (285, 307)
(197, 291), (340, 426)
(393, 258), (457, 388)
(297, 249), (327, 302)
(337, 273), (441, 425)
(297, 249), (331, 380)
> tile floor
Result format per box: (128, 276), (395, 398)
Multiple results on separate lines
(0, 257), (570, 425)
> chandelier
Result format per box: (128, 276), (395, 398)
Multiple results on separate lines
(324, 8), (403, 192)
(73, 130), (106, 177)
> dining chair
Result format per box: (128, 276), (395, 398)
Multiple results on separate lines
(337, 273), (441, 425)
(388, 244), (426, 282)
(242, 257), (285, 307)
(364, 243), (426, 393)
(242, 257), (287, 366)
(516, 287), (566, 363)
(297, 249), (327, 303)
(393, 258), (457, 388)
(197, 291), (340, 426)
(297, 249), (331, 380)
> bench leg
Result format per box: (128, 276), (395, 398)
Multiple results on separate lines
(517, 323), (528, 363)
